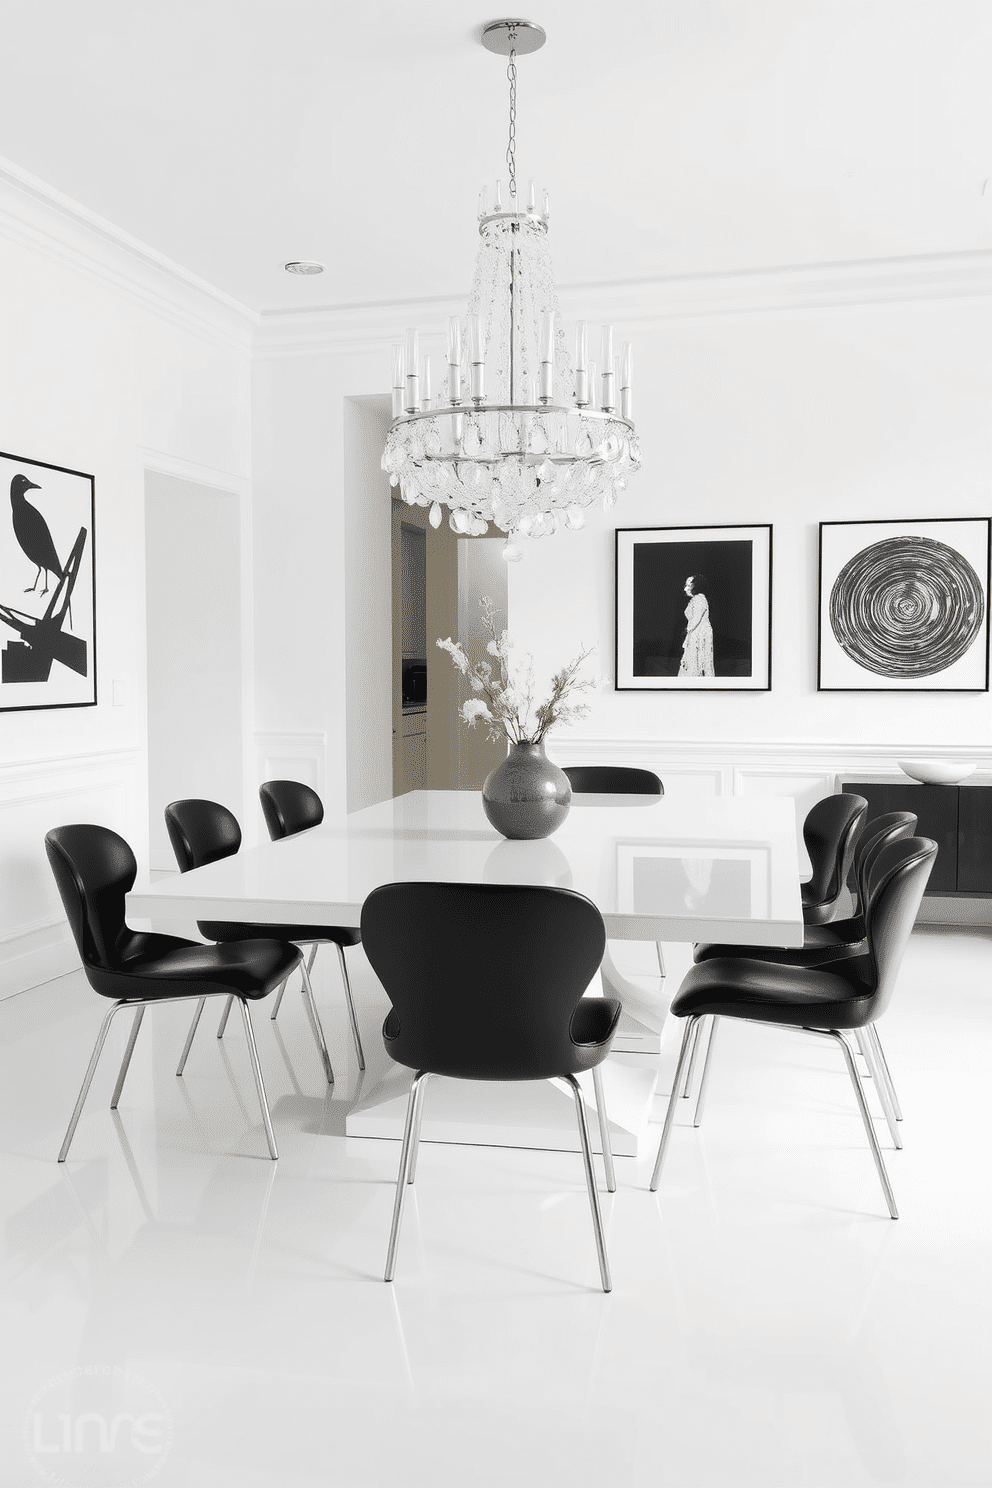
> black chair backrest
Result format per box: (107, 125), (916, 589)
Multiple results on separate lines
(165, 799), (241, 874)
(852, 811), (918, 909)
(862, 836), (937, 1019)
(360, 882), (607, 1081)
(45, 824), (136, 970)
(803, 793), (867, 906)
(562, 766), (663, 795)
(259, 780), (324, 841)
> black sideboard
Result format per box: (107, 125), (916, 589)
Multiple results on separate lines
(838, 774), (992, 900)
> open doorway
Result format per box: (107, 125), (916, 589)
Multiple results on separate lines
(342, 392), (509, 808)
(144, 471), (245, 870)
(390, 500), (507, 794)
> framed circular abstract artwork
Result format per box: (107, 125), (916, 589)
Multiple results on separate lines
(818, 518), (991, 692)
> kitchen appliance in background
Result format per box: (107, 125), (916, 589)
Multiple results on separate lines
(401, 659), (427, 707)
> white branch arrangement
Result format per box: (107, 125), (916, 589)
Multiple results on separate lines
(437, 596), (599, 747)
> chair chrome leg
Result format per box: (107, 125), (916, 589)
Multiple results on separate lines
(385, 1071), (431, 1282)
(565, 1074), (612, 1293)
(656, 942), (666, 977)
(335, 942), (366, 1071)
(270, 945), (316, 1024)
(692, 1016), (719, 1129)
(217, 995), (235, 1038)
(59, 1003), (124, 1162)
(869, 1023), (903, 1121)
(176, 999), (205, 1077)
(681, 1013), (706, 1098)
(299, 957), (334, 1085)
(823, 1029), (898, 1219)
(269, 977), (289, 1022)
(110, 1005), (146, 1108)
(855, 1027), (902, 1150)
(649, 1015), (700, 1192)
(591, 1064), (616, 1192)
(237, 999), (278, 1160)
(406, 1078), (428, 1184)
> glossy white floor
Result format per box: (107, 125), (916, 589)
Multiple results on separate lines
(0, 926), (988, 1488)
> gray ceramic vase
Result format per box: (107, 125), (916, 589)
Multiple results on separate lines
(482, 740), (571, 840)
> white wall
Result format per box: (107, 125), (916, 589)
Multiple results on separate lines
(250, 337), (388, 817)
(145, 473), (245, 868)
(343, 395), (393, 812)
(0, 169), (252, 996)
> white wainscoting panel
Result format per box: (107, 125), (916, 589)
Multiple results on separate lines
(255, 732), (327, 799)
(0, 749), (142, 999)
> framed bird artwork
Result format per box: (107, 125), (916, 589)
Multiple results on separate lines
(0, 450), (96, 711)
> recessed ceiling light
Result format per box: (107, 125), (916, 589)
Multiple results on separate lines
(283, 260), (325, 275)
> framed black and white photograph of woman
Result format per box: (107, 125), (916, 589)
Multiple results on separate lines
(615, 524), (773, 691)
(0, 450), (97, 712)
(818, 517), (991, 692)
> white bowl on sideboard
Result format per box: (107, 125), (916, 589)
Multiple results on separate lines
(897, 759), (978, 786)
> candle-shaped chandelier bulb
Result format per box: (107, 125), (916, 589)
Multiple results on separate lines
(542, 189), (550, 218)
(447, 316), (462, 404)
(620, 342), (633, 420)
(404, 328), (419, 414)
(587, 360), (598, 412)
(421, 356), (432, 412)
(494, 179), (503, 211)
(600, 325), (615, 412)
(527, 179), (536, 212)
(468, 312), (486, 402)
(539, 311), (556, 403)
(391, 344), (404, 419)
(574, 321), (589, 405)
(479, 186), (488, 218)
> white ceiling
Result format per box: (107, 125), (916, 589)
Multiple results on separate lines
(1, 0), (989, 315)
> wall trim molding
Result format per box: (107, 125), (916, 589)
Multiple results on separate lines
(252, 249), (992, 359)
(0, 155), (256, 355)
(553, 736), (990, 769)
(0, 745), (142, 781)
(0, 923), (77, 1003)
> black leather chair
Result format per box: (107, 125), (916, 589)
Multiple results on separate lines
(258, 780), (364, 1069)
(650, 836), (937, 1219)
(360, 882), (620, 1291)
(800, 792), (869, 925)
(46, 825), (300, 1161)
(562, 766), (663, 796)
(563, 765), (666, 977)
(689, 810), (919, 1132)
(695, 811), (918, 968)
(163, 799), (336, 1085)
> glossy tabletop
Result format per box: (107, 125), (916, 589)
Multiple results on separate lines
(128, 789), (804, 947)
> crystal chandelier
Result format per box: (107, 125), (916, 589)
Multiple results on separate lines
(382, 18), (640, 561)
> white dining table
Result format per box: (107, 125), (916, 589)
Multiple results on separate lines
(126, 789), (804, 1158)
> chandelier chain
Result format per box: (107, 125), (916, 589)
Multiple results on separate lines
(505, 27), (517, 202)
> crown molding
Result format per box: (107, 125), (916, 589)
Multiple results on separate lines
(2, 154), (987, 365)
(0, 156), (257, 355)
(252, 249), (992, 360)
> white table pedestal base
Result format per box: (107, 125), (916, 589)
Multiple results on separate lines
(346, 1054), (658, 1159)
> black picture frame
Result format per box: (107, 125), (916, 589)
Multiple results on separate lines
(615, 524), (773, 691)
(0, 450), (97, 712)
(817, 517), (991, 693)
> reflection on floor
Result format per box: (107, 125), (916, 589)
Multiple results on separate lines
(0, 927), (988, 1487)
